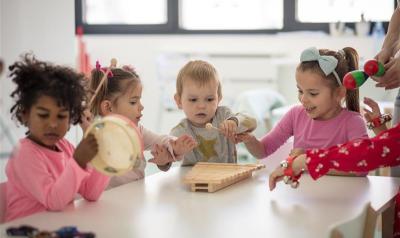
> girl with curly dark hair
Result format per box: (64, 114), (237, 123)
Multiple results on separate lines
(4, 54), (109, 222)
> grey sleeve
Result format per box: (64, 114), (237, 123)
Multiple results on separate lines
(216, 106), (257, 133)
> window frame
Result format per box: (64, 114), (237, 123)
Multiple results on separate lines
(75, 0), (395, 35)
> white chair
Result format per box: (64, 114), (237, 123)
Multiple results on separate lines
(0, 182), (7, 223)
(329, 202), (375, 238)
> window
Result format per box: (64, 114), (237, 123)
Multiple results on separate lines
(297, 0), (394, 23)
(84, 0), (167, 24)
(179, 0), (283, 30)
(75, 0), (396, 34)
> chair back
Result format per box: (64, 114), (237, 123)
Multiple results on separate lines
(329, 202), (375, 238)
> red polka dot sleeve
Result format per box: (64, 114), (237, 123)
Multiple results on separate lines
(306, 123), (400, 180)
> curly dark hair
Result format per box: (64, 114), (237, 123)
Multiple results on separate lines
(9, 53), (87, 125)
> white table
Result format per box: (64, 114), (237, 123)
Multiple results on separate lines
(1, 144), (400, 238)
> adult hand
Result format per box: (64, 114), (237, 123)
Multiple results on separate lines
(374, 57), (400, 90)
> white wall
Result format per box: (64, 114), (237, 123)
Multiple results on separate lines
(1, 0), (397, 182)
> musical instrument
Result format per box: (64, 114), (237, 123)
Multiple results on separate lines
(84, 114), (143, 176)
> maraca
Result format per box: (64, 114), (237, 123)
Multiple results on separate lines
(343, 59), (385, 90)
(343, 70), (369, 90)
(363, 59), (385, 77)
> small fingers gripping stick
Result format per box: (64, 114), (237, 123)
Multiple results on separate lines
(205, 123), (220, 132)
(343, 59), (385, 90)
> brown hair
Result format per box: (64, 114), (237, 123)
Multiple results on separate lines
(297, 47), (360, 112)
(176, 60), (222, 98)
(88, 67), (140, 116)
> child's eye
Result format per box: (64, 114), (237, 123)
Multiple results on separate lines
(207, 98), (215, 102)
(58, 115), (68, 119)
(189, 98), (197, 102)
(310, 93), (318, 97)
(130, 101), (137, 105)
(38, 114), (49, 118)
(298, 90), (303, 94)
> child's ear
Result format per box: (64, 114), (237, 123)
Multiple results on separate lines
(338, 86), (346, 99)
(99, 100), (113, 115)
(336, 86), (346, 103)
(21, 110), (29, 126)
(174, 94), (182, 109)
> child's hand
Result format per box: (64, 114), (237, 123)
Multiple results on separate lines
(234, 132), (254, 144)
(80, 109), (93, 133)
(363, 97), (382, 122)
(149, 144), (173, 166)
(73, 134), (98, 169)
(219, 119), (237, 140)
(289, 148), (304, 157)
(171, 134), (197, 157)
(363, 97), (388, 134)
(269, 154), (307, 191)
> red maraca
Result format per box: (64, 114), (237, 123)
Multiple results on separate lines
(343, 70), (369, 90)
(364, 59), (385, 77)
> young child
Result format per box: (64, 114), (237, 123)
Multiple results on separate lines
(171, 60), (257, 166)
(88, 61), (196, 189)
(4, 54), (109, 222)
(237, 47), (368, 174)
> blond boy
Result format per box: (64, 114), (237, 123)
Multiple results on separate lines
(171, 60), (256, 165)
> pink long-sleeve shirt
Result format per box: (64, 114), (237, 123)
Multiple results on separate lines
(261, 105), (368, 157)
(5, 138), (110, 222)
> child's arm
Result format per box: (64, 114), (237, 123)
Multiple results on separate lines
(238, 106), (296, 159)
(269, 124), (400, 190)
(363, 97), (388, 135)
(235, 133), (266, 159)
(73, 134), (109, 200)
(170, 124), (199, 166)
(149, 144), (174, 171)
(142, 126), (195, 169)
(170, 134), (197, 157)
(218, 107), (257, 140)
(11, 137), (98, 211)
(78, 169), (110, 200)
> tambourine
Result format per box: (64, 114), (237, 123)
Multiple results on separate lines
(84, 114), (143, 176)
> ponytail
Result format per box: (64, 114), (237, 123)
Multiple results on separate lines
(342, 47), (360, 113)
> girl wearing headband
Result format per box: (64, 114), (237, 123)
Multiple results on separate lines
(237, 47), (368, 175)
(88, 60), (196, 189)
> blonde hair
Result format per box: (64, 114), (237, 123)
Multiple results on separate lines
(88, 67), (140, 116)
(176, 60), (222, 97)
(297, 47), (360, 112)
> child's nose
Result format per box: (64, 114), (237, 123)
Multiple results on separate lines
(300, 95), (308, 103)
(197, 101), (206, 108)
(48, 119), (58, 128)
